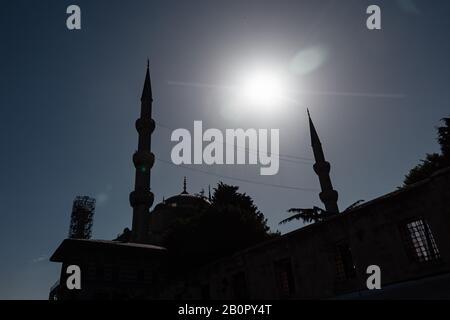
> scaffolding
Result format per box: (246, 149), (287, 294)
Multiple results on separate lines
(68, 196), (96, 239)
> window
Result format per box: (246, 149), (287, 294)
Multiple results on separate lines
(335, 243), (356, 282)
(274, 258), (295, 298)
(95, 265), (105, 280)
(86, 263), (96, 280)
(402, 219), (440, 263)
(119, 265), (137, 282)
(104, 264), (113, 281)
(142, 269), (153, 284)
(232, 272), (248, 299)
(201, 284), (211, 300)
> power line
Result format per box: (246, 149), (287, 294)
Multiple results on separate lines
(154, 121), (314, 164)
(155, 156), (319, 193)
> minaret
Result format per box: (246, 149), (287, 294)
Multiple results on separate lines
(308, 109), (339, 214)
(181, 176), (188, 194)
(129, 61), (156, 242)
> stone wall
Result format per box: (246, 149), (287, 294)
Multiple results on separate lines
(166, 168), (450, 299)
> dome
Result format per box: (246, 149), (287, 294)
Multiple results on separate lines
(147, 177), (211, 244)
(164, 192), (211, 208)
(155, 176), (211, 209)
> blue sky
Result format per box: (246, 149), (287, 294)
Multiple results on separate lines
(0, 0), (449, 299)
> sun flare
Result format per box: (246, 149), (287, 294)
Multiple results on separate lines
(238, 69), (286, 112)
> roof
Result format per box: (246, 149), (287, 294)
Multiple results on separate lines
(343, 166), (450, 215)
(50, 238), (167, 262)
(156, 192), (211, 209)
(279, 166), (450, 240)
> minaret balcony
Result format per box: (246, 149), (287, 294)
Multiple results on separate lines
(129, 190), (154, 207)
(133, 151), (155, 170)
(319, 189), (339, 204)
(135, 118), (155, 134)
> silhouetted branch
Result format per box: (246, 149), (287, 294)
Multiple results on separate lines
(343, 200), (365, 212)
(279, 200), (366, 226)
(279, 206), (326, 224)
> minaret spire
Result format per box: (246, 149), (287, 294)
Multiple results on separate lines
(308, 110), (339, 214)
(129, 62), (156, 242)
(182, 176), (188, 194)
(141, 60), (153, 101)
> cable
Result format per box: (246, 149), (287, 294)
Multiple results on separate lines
(155, 156), (319, 193)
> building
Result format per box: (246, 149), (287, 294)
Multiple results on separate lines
(49, 64), (450, 300)
(49, 239), (166, 300)
(158, 167), (450, 299)
(148, 177), (211, 245)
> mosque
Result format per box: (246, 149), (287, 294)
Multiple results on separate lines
(49, 64), (450, 300)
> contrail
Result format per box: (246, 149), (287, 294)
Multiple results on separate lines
(299, 90), (405, 99)
(167, 80), (405, 99)
(167, 81), (232, 91)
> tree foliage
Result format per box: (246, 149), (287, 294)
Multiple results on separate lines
(279, 200), (365, 225)
(404, 117), (450, 186)
(279, 206), (327, 225)
(438, 117), (450, 158)
(163, 182), (277, 272)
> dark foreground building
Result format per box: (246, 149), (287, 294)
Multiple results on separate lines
(49, 65), (450, 300)
(159, 167), (450, 299)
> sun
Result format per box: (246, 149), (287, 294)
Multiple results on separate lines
(239, 69), (286, 112)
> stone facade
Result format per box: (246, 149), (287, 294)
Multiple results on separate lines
(159, 168), (450, 299)
(50, 240), (167, 300)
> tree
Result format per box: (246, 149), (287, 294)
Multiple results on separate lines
(279, 200), (364, 225)
(403, 153), (447, 185)
(404, 116), (450, 186)
(280, 206), (328, 225)
(163, 182), (277, 272)
(438, 117), (450, 158)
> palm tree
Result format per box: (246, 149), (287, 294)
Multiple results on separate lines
(279, 200), (365, 225)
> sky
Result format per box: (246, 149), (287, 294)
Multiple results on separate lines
(0, 0), (449, 299)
